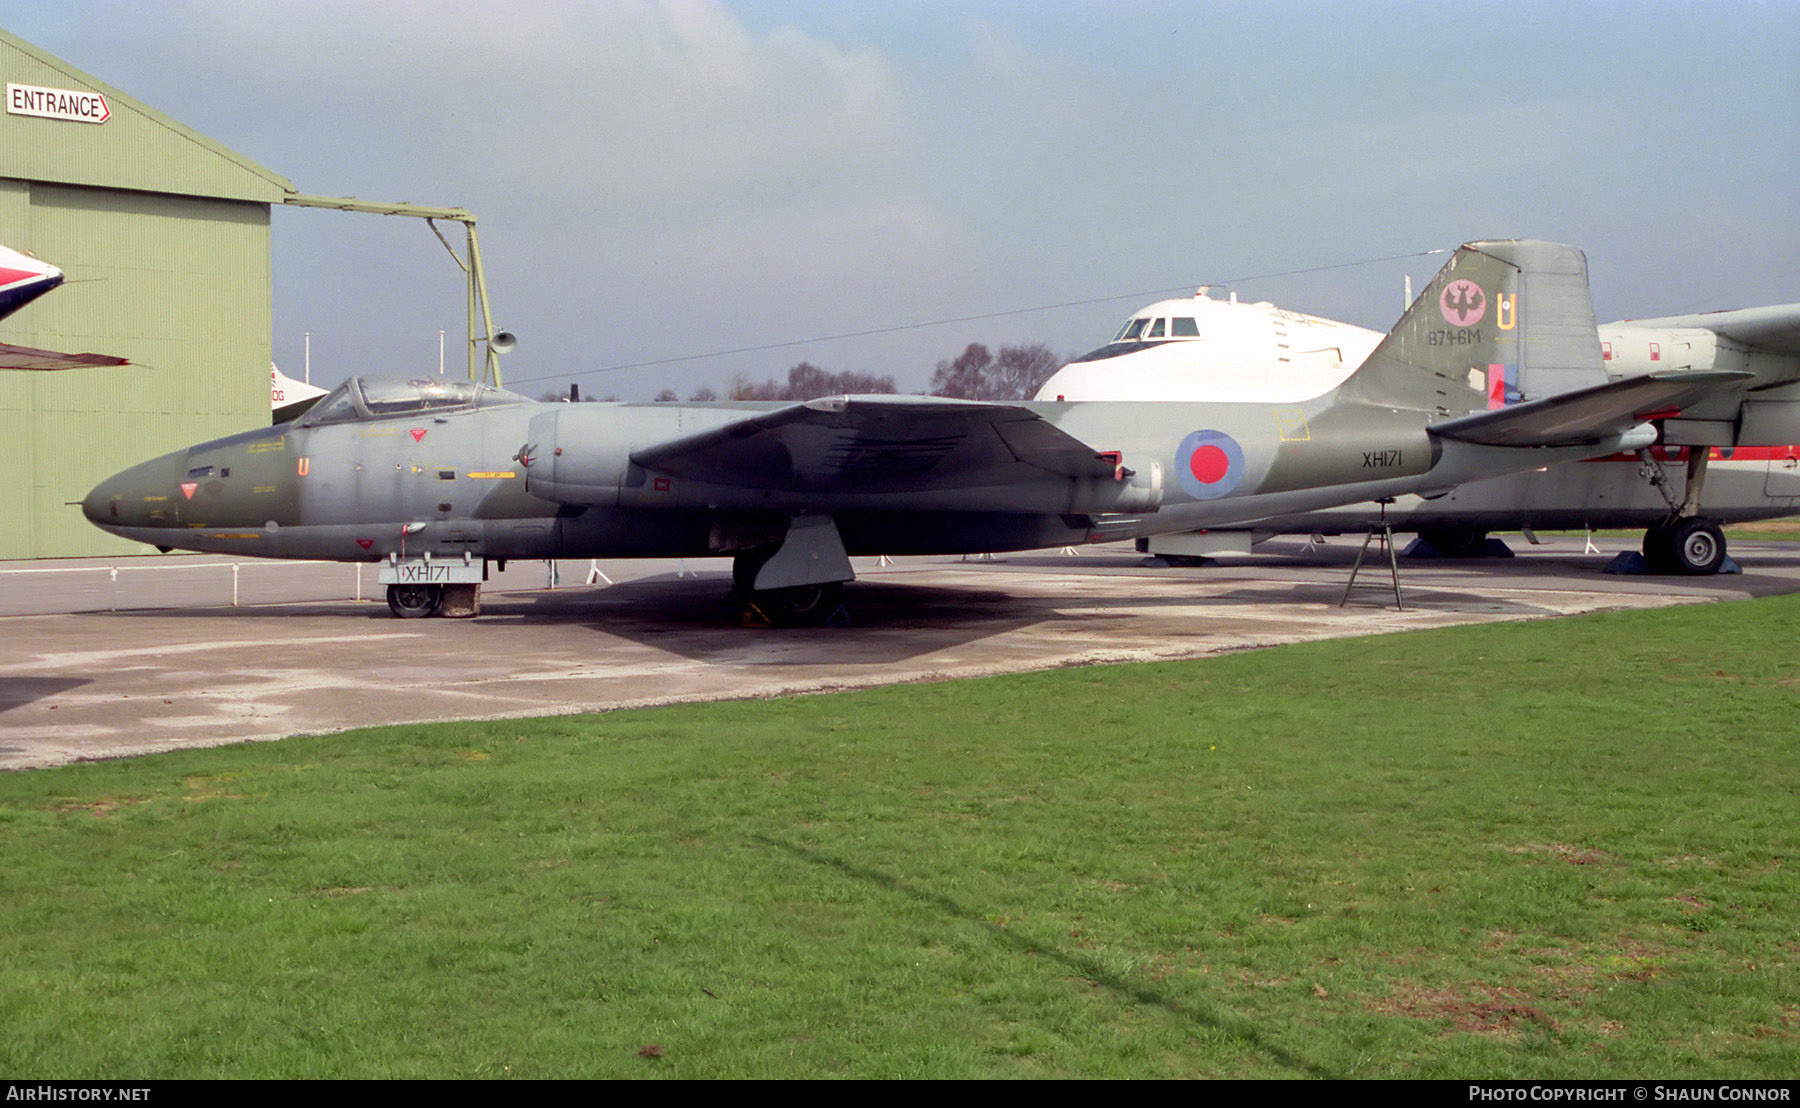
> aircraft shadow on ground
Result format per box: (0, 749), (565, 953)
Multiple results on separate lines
(0, 676), (90, 715)
(484, 576), (1047, 663)
(78, 540), (1798, 645)
(478, 574), (1574, 664)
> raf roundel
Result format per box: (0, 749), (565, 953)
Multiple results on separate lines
(1174, 429), (1246, 500)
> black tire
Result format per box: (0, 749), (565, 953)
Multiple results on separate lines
(387, 583), (443, 618)
(1642, 520), (1673, 569)
(752, 582), (844, 626)
(1419, 529), (1488, 558)
(1663, 517), (1727, 575)
(1161, 554), (1211, 568)
(731, 548), (776, 597)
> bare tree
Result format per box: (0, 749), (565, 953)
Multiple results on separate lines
(990, 343), (1061, 400)
(538, 384), (597, 403)
(652, 388), (679, 402)
(928, 343), (993, 399)
(727, 373), (760, 401)
(729, 362), (898, 401)
(929, 342), (1061, 400)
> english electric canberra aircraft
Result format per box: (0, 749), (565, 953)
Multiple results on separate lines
(1040, 278), (1800, 574)
(85, 241), (1746, 621)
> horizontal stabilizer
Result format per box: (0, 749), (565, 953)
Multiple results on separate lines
(1428, 370), (1752, 447)
(631, 394), (1115, 489)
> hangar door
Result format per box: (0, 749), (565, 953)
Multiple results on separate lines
(0, 182), (269, 558)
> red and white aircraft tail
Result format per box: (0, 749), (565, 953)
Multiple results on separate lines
(0, 244), (128, 371)
(0, 244), (63, 322)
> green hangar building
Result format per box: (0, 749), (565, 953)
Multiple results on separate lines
(1, 28), (291, 559)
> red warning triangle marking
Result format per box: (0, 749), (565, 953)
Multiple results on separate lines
(356, 539), (374, 550)
(179, 482), (197, 499)
(409, 428), (427, 442)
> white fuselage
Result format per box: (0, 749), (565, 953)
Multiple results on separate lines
(1037, 292), (1381, 404)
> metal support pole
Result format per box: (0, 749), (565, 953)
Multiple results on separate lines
(281, 194), (503, 386)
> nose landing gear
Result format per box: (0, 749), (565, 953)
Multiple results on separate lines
(387, 583), (443, 618)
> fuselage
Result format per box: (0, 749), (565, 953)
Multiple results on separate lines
(82, 372), (1612, 565)
(1035, 291), (1382, 404)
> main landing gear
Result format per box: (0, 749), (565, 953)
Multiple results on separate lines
(745, 581), (845, 626)
(1642, 516), (1728, 575)
(1636, 446), (1729, 575)
(730, 543), (848, 627)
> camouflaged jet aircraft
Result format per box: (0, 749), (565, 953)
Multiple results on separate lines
(83, 241), (1746, 621)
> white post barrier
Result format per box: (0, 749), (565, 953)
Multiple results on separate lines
(0, 557), (475, 613)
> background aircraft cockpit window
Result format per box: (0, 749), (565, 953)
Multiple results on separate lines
(1171, 317), (1200, 337)
(1146, 318), (1166, 338)
(1116, 318), (1149, 342)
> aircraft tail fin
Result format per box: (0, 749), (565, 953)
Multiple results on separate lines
(1336, 240), (1607, 416)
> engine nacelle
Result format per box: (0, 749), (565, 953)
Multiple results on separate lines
(519, 407), (634, 506)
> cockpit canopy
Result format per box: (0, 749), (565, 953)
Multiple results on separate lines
(1112, 314), (1201, 343)
(298, 376), (527, 426)
(1070, 303), (1206, 364)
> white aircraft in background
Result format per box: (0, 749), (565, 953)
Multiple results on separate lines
(1036, 285), (1800, 574)
(271, 363), (329, 424)
(0, 244), (128, 371)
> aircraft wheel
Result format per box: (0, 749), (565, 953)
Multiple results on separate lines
(387, 583), (443, 618)
(1419, 528), (1488, 557)
(1162, 554), (1210, 568)
(753, 582), (844, 626)
(1663, 517), (1727, 575)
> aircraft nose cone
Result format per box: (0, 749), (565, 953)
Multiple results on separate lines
(83, 450), (186, 531)
(79, 481), (109, 526)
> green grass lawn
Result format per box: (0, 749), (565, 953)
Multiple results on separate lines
(2, 596), (1797, 1078)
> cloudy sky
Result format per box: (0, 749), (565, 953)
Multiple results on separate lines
(5, 0), (1796, 399)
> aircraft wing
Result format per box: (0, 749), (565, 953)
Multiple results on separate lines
(0, 341), (129, 371)
(630, 394), (1117, 489)
(1611, 303), (1800, 356)
(1429, 370), (1752, 447)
